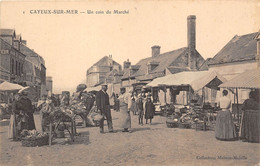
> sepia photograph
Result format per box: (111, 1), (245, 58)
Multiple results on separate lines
(0, 0), (259, 165)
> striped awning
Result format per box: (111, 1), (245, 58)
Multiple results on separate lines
(219, 69), (260, 89)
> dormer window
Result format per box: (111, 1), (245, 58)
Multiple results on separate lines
(147, 61), (159, 73)
(130, 65), (140, 75)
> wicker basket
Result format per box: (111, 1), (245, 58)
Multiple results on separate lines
(93, 120), (100, 127)
(194, 122), (207, 131)
(21, 135), (49, 147)
(56, 131), (65, 138)
(178, 122), (192, 129)
(166, 121), (179, 128)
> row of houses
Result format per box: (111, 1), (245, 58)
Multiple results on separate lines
(86, 15), (260, 104)
(0, 29), (53, 101)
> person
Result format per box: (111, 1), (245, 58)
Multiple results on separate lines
(61, 93), (70, 106)
(96, 84), (113, 133)
(118, 87), (132, 132)
(240, 91), (260, 143)
(8, 93), (20, 140)
(17, 91), (36, 131)
(215, 90), (237, 141)
(51, 94), (60, 107)
(136, 94), (144, 125)
(130, 92), (138, 115)
(114, 94), (120, 112)
(145, 94), (155, 124)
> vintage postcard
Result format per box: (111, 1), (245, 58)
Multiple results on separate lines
(0, 0), (259, 166)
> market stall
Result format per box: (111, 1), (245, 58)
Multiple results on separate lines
(0, 81), (24, 118)
(219, 69), (260, 142)
(145, 70), (227, 130)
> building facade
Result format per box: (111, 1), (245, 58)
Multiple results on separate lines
(46, 76), (53, 94)
(86, 55), (122, 87)
(207, 31), (259, 103)
(0, 29), (26, 85)
(0, 28), (48, 101)
(121, 15), (205, 90)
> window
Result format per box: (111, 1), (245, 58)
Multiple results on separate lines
(18, 62), (20, 76)
(11, 59), (14, 74)
(21, 63), (23, 74)
(15, 61), (18, 75)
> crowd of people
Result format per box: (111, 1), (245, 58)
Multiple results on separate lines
(6, 84), (259, 143)
(95, 84), (155, 133)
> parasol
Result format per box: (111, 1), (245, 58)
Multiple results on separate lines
(0, 81), (24, 91)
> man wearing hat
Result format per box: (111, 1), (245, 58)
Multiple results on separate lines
(96, 84), (113, 133)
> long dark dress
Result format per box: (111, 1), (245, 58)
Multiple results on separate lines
(145, 101), (155, 119)
(215, 96), (237, 140)
(114, 98), (120, 112)
(17, 97), (36, 130)
(240, 99), (260, 143)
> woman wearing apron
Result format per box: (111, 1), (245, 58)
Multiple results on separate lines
(118, 88), (132, 132)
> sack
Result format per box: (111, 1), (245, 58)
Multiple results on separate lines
(93, 114), (103, 121)
(86, 117), (95, 126)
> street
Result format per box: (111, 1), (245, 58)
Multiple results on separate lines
(0, 111), (259, 166)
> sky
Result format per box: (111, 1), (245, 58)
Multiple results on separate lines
(0, 0), (259, 93)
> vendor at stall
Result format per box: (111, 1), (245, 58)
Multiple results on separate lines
(215, 90), (237, 141)
(240, 91), (260, 143)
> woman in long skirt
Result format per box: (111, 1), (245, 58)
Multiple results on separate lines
(8, 94), (20, 140)
(215, 90), (237, 141)
(240, 91), (260, 143)
(118, 88), (132, 132)
(145, 95), (155, 124)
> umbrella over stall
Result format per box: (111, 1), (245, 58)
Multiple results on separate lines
(0, 81), (24, 91)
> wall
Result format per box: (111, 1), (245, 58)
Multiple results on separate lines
(87, 73), (99, 87)
(209, 61), (258, 80)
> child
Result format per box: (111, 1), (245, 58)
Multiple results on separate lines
(136, 94), (144, 125)
(145, 95), (155, 124)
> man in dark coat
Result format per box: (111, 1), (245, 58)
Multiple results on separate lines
(96, 84), (113, 133)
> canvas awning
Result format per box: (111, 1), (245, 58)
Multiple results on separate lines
(219, 69), (260, 89)
(86, 86), (101, 92)
(0, 81), (24, 91)
(146, 70), (226, 92)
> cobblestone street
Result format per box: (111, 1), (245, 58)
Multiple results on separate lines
(1, 111), (259, 166)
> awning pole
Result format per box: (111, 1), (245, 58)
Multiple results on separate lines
(236, 88), (239, 125)
(164, 86), (167, 105)
(151, 87), (154, 102)
(233, 91), (236, 119)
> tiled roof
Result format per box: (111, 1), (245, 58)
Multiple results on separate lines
(93, 56), (121, 67)
(0, 29), (15, 36)
(219, 69), (260, 89)
(134, 47), (187, 76)
(20, 43), (45, 69)
(166, 66), (190, 74)
(198, 58), (212, 71)
(209, 32), (258, 65)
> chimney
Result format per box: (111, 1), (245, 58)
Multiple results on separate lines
(151, 45), (160, 57)
(187, 15), (197, 70)
(123, 59), (131, 69)
(21, 40), (27, 45)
